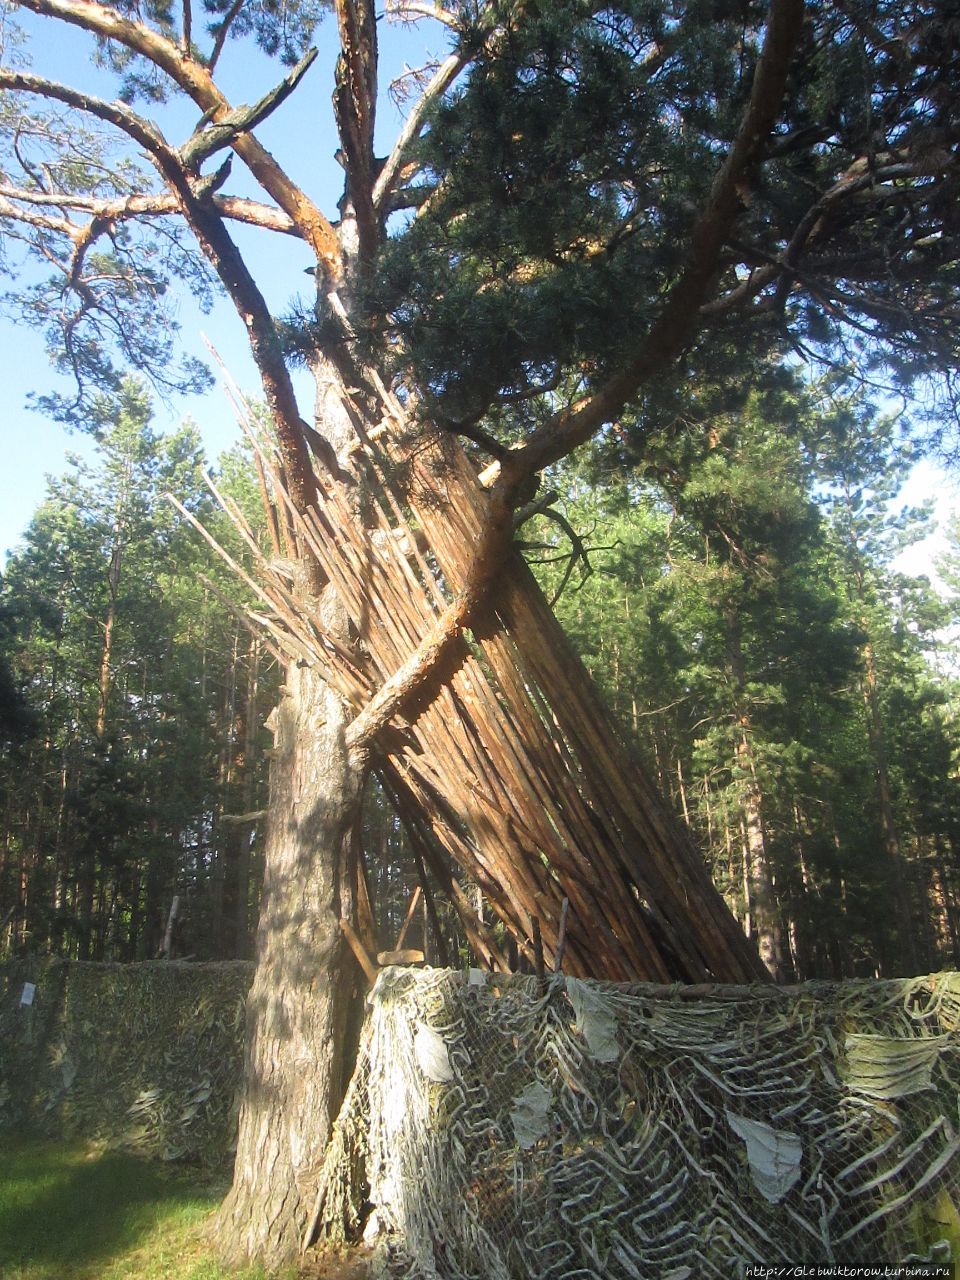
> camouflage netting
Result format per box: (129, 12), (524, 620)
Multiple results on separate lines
(312, 968), (960, 1277)
(0, 959), (252, 1164)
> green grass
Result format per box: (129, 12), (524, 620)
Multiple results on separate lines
(0, 1136), (282, 1280)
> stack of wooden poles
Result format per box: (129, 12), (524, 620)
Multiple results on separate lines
(184, 373), (766, 985)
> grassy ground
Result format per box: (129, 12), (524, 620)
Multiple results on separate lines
(0, 1136), (292, 1280)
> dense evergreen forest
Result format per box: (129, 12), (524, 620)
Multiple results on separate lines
(2, 367), (957, 981)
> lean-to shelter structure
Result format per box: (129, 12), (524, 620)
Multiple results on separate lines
(191, 374), (768, 985)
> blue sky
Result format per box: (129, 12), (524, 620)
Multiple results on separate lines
(0, 6), (438, 560)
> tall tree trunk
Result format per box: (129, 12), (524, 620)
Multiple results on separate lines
(96, 464), (129, 741)
(860, 639), (917, 974)
(215, 353), (367, 1265)
(213, 658), (364, 1267)
(76, 848), (95, 961)
(736, 734), (785, 980)
(96, 592), (116, 742)
(790, 805), (815, 982)
(725, 607), (786, 980)
(933, 837), (960, 967)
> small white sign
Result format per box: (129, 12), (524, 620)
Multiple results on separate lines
(20, 982), (36, 1007)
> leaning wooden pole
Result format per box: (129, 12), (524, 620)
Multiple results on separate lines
(389, 429), (769, 983)
(200, 375), (767, 985)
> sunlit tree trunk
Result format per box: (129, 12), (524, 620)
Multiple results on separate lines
(736, 753), (784, 981)
(933, 837), (960, 967)
(213, 658), (365, 1267)
(860, 639), (918, 974)
(789, 806), (815, 982)
(214, 351), (368, 1265)
(726, 609), (786, 980)
(96, 457), (130, 741)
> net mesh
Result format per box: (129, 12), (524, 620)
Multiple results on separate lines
(312, 968), (960, 1277)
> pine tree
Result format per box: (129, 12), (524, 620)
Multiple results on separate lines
(2, 0), (959, 1261)
(534, 375), (960, 980)
(0, 383), (276, 960)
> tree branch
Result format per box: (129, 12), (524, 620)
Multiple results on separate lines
(169, 208), (323, 518)
(435, 414), (509, 459)
(0, 192), (79, 239)
(207, 0), (244, 71)
(704, 147), (959, 323)
(492, 0), (806, 488)
(388, 0), (459, 29)
(0, 67), (176, 165)
(372, 49), (466, 212)
(3, 65), (323, 520)
(512, 489), (559, 530)
(201, 194), (299, 235)
(178, 48), (319, 170)
(699, 264), (780, 318)
(333, 0), (379, 263)
(771, 152), (959, 310)
(16, 0), (343, 279)
(529, 506), (594, 607)
(0, 184), (300, 236)
(180, 0), (191, 56)
(65, 211), (112, 285)
(0, 185), (300, 241)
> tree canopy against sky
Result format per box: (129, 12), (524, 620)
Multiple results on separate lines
(1, 0), (959, 1265)
(0, 381), (285, 965)
(1, 1), (957, 449)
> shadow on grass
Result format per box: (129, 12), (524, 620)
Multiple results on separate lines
(0, 1135), (220, 1279)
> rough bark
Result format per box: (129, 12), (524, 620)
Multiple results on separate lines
(860, 639), (918, 975)
(724, 608), (786, 981)
(737, 736), (784, 981)
(212, 658), (365, 1268)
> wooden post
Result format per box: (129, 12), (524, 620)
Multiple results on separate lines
(160, 895), (180, 960)
(395, 883), (423, 951)
(339, 917), (378, 984)
(554, 898), (570, 973)
(532, 916), (545, 990)
(411, 844), (450, 968)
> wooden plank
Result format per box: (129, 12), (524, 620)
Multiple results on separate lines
(410, 841), (450, 968)
(554, 898), (570, 973)
(339, 917), (378, 984)
(395, 883), (423, 951)
(377, 948), (424, 966)
(532, 916), (545, 989)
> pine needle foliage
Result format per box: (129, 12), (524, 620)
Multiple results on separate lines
(366, 0), (960, 442)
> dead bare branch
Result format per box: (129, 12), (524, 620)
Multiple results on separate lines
(373, 50), (467, 212)
(386, 0), (459, 30)
(0, 184), (298, 235)
(178, 48), (319, 170)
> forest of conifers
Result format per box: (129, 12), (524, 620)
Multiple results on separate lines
(1, 368), (957, 982)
